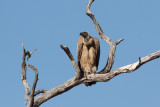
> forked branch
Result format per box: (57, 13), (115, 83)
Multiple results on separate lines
(86, 0), (111, 44)
(27, 64), (38, 107)
(22, 44), (46, 107)
(86, 50), (160, 82)
(22, 43), (31, 101)
(33, 45), (84, 106)
(33, 47), (160, 107)
(60, 45), (81, 80)
(34, 89), (47, 96)
(86, 0), (124, 73)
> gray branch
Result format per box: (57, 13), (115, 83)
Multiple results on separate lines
(22, 43), (45, 107)
(27, 64), (39, 107)
(33, 47), (160, 107)
(34, 77), (83, 106)
(22, 43), (31, 101)
(86, 0), (111, 44)
(60, 45), (82, 80)
(86, 50), (160, 82)
(34, 89), (47, 96)
(33, 45), (83, 106)
(86, 0), (124, 73)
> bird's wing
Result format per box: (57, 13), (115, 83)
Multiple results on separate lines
(94, 37), (100, 69)
(77, 36), (84, 67)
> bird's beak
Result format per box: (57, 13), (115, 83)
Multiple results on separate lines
(80, 32), (84, 36)
(80, 32), (88, 38)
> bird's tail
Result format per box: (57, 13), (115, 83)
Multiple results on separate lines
(84, 81), (96, 86)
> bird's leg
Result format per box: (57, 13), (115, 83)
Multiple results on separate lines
(92, 66), (97, 75)
(84, 72), (88, 80)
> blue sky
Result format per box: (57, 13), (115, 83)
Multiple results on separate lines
(0, 0), (160, 107)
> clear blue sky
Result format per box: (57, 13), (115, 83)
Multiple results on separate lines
(0, 0), (160, 107)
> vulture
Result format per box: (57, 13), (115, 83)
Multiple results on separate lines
(77, 31), (100, 86)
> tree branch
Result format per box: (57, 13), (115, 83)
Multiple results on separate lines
(86, 0), (124, 73)
(33, 50), (160, 107)
(33, 45), (83, 107)
(33, 77), (83, 107)
(116, 39), (125, 45)
(86, 0), (111, 44)
(86, 50), (160, 82)
(22, 43), (31, 101)
(34, 89), (47, 96)
(22, 43), (42, 107)
(27, 49), (37, 61)
(60, 45), (81, 80)
(27, 64), (39, 107)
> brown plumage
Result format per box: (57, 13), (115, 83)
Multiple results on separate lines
(77, 31), (100, 86)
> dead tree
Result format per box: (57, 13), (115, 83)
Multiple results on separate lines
(21, 0), (160, 107)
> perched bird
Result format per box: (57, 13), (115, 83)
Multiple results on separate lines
(77, 31), (100, 86)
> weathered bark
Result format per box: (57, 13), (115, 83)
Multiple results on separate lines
(33, 77), (83, 106)
(22, 44), (46, 107)
(34, 89), (47, 96)
(86, 50), (160, 82)
(60, 45), (81, 80)
(27, 64), (38, 107)
(32, 49), (160, 107)
(22, 43), (31, 101)
(86, 0), (124, 73)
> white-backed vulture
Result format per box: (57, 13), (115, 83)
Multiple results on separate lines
(77, 31), (100, 86)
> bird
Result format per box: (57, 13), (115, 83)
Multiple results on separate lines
(77, 31), (100, 86)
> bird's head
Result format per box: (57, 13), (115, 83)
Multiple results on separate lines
(80, 31), (90, 38)
(80, 31), (92, 46)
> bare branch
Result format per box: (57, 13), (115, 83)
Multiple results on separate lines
(99, 42), (116, 73)
(22, 43), (40, 107)
(116, 39), (124, 45)
(86, 0), (124, 73)
(33, 50), (160, 106)
(27, 64), (39, 107)
(86, 0), (94, 15)
(22, 43), (31, 101)
(33, 77), (83, 107)
(87, 50), (160, 82)
(34, 89), (47, 96)
(26, 49), (37, 61)
(98, 39), (123, 73)
(60, 45), (81, 80)
(86, 0), (111, 44)
(32, 45), (85, 106)
(30, 49), (37, 55)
